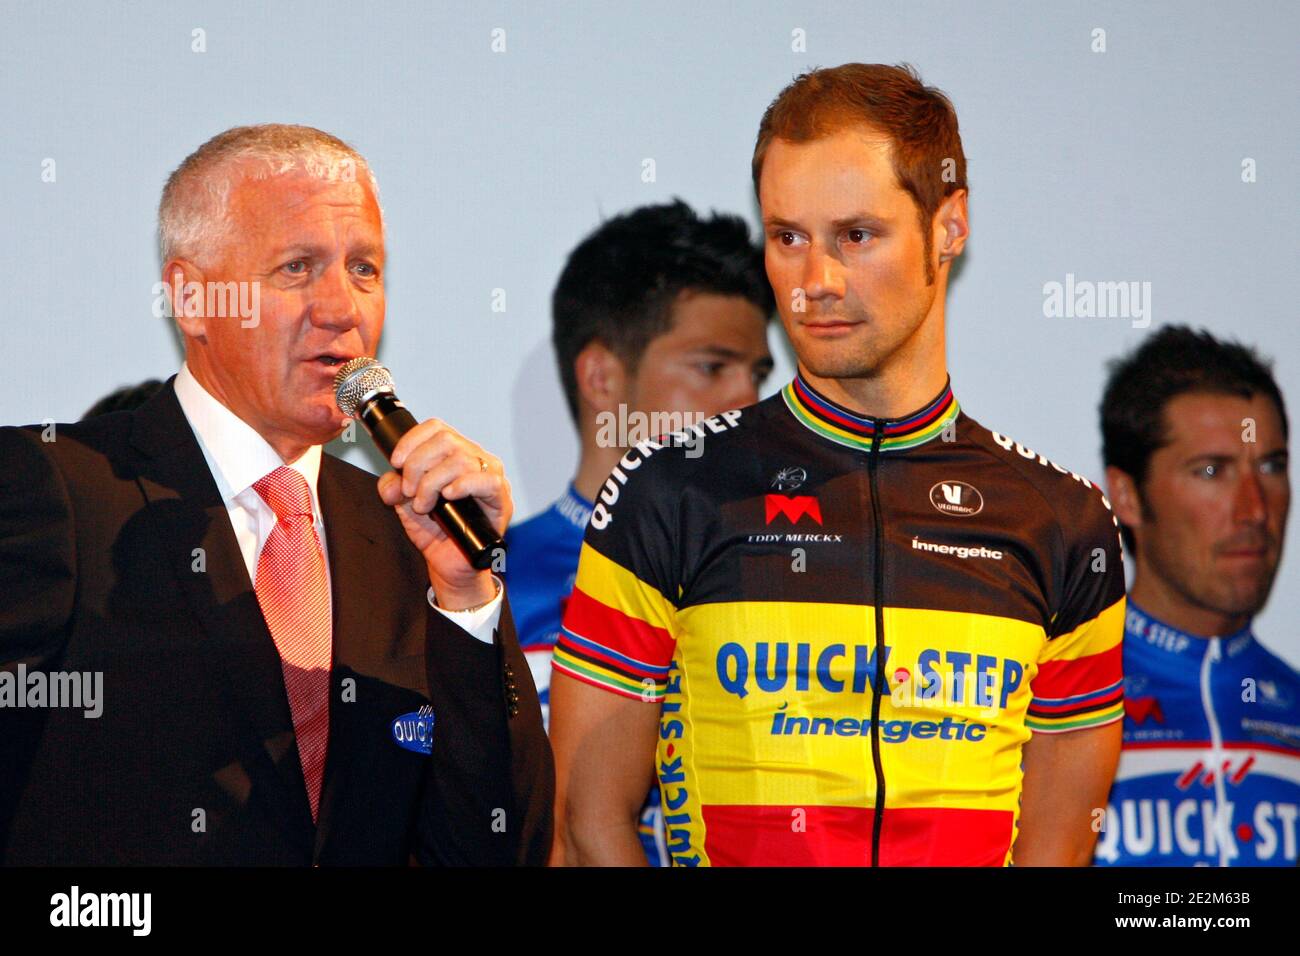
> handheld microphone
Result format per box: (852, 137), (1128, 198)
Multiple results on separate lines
(334, 357), (505, 571)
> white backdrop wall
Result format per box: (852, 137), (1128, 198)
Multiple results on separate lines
(3, 1), (1297, 664)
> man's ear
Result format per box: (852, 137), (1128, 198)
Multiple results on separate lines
(935, 188), (969, 263)
(1105, 466), (1145, 532)
(161, 259), (208, 341)
(574, 340), (628, 417)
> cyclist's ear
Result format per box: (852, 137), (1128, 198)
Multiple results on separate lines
(934, 189), (969, 264)
(1104, 466), (1143, 533)
(575, 340), (631, 414)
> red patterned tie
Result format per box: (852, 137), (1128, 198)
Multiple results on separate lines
(253, 466), (332, 823)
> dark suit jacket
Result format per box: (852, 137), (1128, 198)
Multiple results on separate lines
(0, 379), (552, 865)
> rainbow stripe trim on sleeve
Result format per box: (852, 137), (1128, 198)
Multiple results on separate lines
(554, 618), (672, 701)
(1028, 597), (1126, 732)
(1026, 678), (1125, 732)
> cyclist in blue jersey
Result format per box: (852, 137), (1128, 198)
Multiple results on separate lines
(504, 200), (775, 865)
(1097, 326), (1298, 865)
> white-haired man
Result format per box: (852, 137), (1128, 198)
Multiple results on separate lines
(0, 125), (553, 865)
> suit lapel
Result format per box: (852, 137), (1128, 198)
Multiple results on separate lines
(311, 454), (379, 856)
(129, 380), (312, 823)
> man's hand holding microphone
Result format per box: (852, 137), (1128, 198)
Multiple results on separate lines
(334, 358), (509, 611)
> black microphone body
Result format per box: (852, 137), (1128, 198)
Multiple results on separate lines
(354, 390), (505, 571)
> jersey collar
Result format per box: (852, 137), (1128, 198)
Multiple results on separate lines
(781, 371), (960, 453)
(553, 484), (594, 531)
(1125, 599), (1255, 660)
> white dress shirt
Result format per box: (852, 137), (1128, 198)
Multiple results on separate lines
(173, 363), (502, 643)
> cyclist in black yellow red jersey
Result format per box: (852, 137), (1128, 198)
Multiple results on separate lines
(549, 63), (1127, 866)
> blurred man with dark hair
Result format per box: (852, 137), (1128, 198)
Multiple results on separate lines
(1095, 325), (1299, 866)
(506, 199), (774, 865)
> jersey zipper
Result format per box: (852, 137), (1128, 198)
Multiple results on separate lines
(867, 423), (887, 867)
(1200, 636), (1230, 866)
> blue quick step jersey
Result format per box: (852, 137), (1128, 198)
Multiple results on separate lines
(505, 485), (593, 725)
(504, 485), (667, 866)
(1095, 601), (1300, 866)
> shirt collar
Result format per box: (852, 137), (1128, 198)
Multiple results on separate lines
(781, 370), (960, 453)
(1125, 599), (1255, 659)
(173, 362), (323, 516)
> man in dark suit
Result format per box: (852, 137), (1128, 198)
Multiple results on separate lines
(0, 124), (552, 865)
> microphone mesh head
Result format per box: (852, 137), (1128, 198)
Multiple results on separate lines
(334, 357), (394, 417)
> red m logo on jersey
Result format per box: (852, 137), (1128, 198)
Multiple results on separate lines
(765, 494), (823, 526)
(1125, 695), (1165, 725)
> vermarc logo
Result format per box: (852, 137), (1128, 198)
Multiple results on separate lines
(929, 481), (984, 517)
